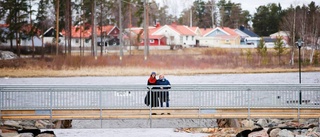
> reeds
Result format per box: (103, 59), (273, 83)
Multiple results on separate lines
(0, 48), (319, 77)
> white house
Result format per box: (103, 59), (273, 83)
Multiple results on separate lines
(152, 22), (197, 48)
(0, 25), (43, 50)
(41, 27), (65, 45)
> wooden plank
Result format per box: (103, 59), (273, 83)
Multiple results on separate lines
(2, 108), (320, 120)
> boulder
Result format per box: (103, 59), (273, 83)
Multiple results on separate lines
(241, 119), (254, 128)
(269, 128), (281, 137)
(248, 129), (268, 137)
(0, 50), (18, 60)
(4, 120), (22, 129)
(278, 129), (294, 137)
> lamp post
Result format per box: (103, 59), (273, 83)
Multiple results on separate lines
(296, 39), (303, 104)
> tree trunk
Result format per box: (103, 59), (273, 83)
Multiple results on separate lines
(290, 48), (295, 65)
(68, 0), (72, 55)
(91, 0), (97, 57)
(310, 48), (314, 64)
(30, 0), (34, 58)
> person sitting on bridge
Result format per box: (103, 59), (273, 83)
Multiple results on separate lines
(156, 74), (171, 114)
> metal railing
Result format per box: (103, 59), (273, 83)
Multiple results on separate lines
(1, 84), (319, 110)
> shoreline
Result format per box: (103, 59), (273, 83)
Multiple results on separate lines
(0, 67), (319, 78)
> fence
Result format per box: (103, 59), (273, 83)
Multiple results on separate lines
(1, 84), (319, 109)
(1, 84), (320, 125)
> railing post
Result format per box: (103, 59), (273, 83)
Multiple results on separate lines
(0, 87), (2, 122)
(148, 86), (152, 128)
(197, 85), (201, 127)
(100, 89), (103, 128)
(49, 88), (53, 129)
(298, 86), (301, 126)
(247, 88), (251, 120)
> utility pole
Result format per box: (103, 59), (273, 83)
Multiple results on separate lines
(190, 9), (192, 27)
(146, 1), (149, 56)
(129, 2), (132, 55)
(211, 0), (215, 28)
(100, 2), (103, 56)
(143, 0), (149, 60)
(91, 0), (97, 58)
(119, 0), (123, 60)
(55, 0), (59, 55)
(68, 0), (72, 55)
(29, 0), (35, 58)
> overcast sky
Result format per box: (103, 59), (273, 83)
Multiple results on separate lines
(157, 0), (320, 16)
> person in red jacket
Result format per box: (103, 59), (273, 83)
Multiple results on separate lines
(145, 72), (160, 111)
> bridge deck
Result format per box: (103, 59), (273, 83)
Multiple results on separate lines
(2, 108), (320, 120)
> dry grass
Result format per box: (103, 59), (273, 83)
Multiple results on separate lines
(0, 48), (319, 77)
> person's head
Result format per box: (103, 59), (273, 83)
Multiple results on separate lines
(150, 72), (156, 78)
(158, 74), (164, 80)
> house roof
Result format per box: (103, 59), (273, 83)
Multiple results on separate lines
(199, 28), (214, 36)
(42, 27), (64, 37)
(96, 25), (117, 36)
(130, 26), (163, 39)
(235, 29), (250, 37)
(270, 31), (290, 37)
(0, 24), (42, 36)
(238, 26), (259, 37)
(61, 25), (118, 38)
(189, 27), (198, 32)
(0, 24), (9, 28)
(203, 27), (239, 37)
(221, 27), (238, 36)
(168, 24), (196, 36)
(149, 35), (165, 39)
(61, 26), (91, 38)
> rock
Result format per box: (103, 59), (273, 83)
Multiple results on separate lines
(19, 133), (34, 137)
(277, 124), (287, 128)
(217, 119), (229, 128)
(36, 133), (55, 137)
(269, 128), (281, 137)
(257, 119), (268, 127)
(2, 132), (19, 137)
(61, 120), (72, 128)
(35, 121), (45, 129)
(248, 129), (268, 137)
(4, 120), (22, 129)
(21, 126), (38, 130)
(17, 129), (40, 136)
(241, 119), (254, 128)
(20, 121), (35, 127)
(278, 129), (294, 137)
(270, 119), (282, 125)
(0, 50), (18, 60)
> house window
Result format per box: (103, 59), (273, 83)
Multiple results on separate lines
(186, 36), (188, 40)
(75, 39), (79, 43)
(150, 39), (154, 43)
(192, 36), (194, 41)
(225, 39), (230, 43)
(85, 39), (90, 43)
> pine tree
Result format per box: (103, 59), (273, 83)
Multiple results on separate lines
(3, 0), (29, 56)
(274, 36), (285, 65)
(35, 0), (49, 58)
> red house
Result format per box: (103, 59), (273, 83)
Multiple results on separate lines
(129, 24), (167, 46)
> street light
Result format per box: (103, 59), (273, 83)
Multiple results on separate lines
(296, 38), (303, 104)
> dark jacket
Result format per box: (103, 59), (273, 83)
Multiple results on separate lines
(156, 78), (171, 102)
(145, 77), (159, 107)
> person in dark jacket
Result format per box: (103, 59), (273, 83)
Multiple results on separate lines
(156, 74), (171, 111)
(145, 72), (160, 109)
